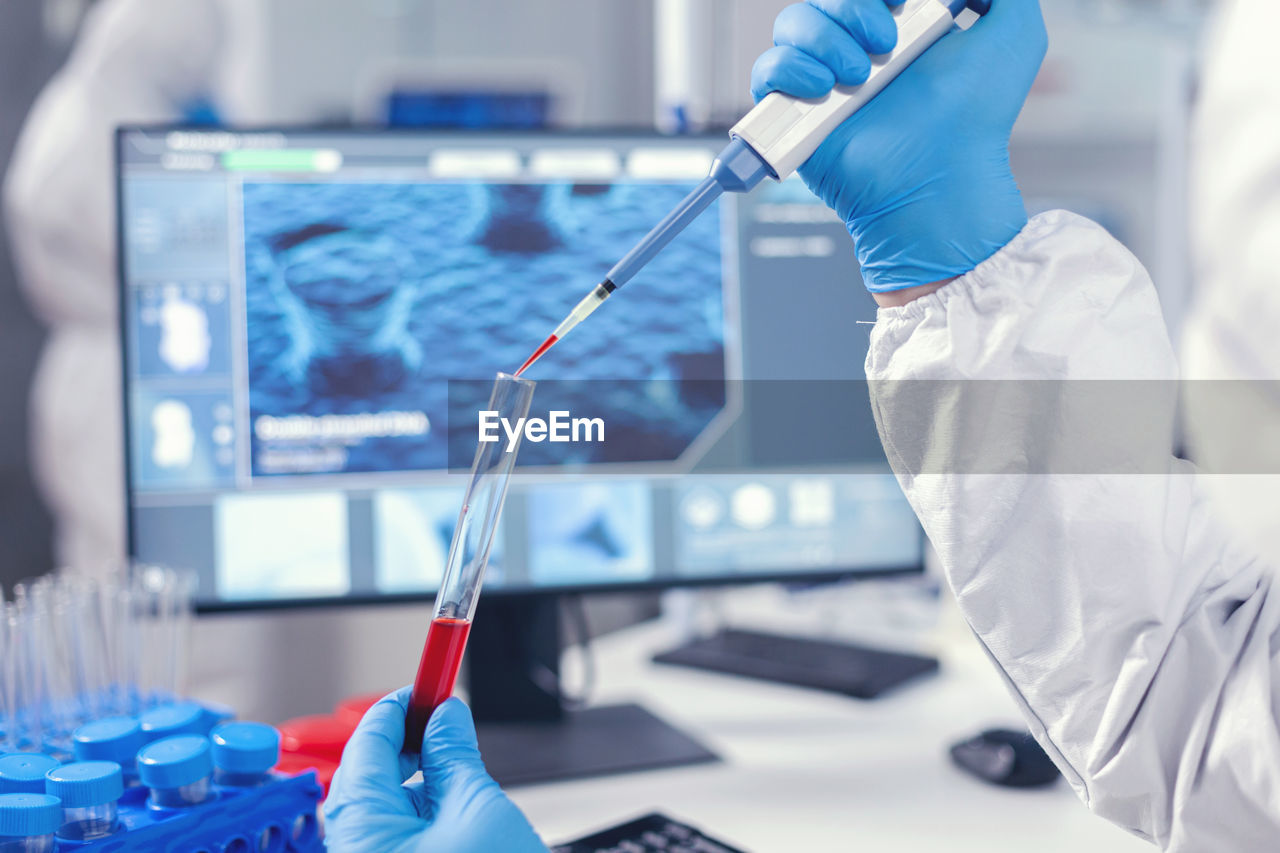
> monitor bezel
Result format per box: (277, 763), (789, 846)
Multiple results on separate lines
(114, 123), (925, 615)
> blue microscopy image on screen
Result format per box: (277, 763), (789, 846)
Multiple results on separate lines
(241, 181), (728, 478)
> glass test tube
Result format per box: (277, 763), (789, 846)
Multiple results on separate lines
(130, 566), (196, 709)
(0, 604), (14, 754)
(403, 372), (535, 753)
(8, 588), (50, 752)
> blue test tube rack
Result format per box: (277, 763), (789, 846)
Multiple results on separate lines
(1, 707), (324, 852)
(56, 771), (323, 852)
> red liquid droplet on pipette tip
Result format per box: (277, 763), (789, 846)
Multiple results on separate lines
(404, 616), (473, 753)
(515, 334), (558, 377)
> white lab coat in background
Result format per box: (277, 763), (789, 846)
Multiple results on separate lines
(2, 0), (266, 569)
(1182, 0), (1280, 562)
(865, 1), (1280, 849)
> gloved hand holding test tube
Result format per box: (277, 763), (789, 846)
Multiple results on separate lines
(403, 373), (536, 753)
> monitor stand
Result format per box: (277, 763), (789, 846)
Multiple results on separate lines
(469, 596), (718, 788)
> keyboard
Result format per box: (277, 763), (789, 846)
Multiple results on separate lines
(653, 628), (939, 699)
(551, 812), (747, 853)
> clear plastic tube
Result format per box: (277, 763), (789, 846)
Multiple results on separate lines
(403, 372), (535, 752)
(148, 777), (211, 809)
(130, 567), (196, 709)
(0, 605), (15, 754)
(22, 581), (75, 748)
(7, 591), (50, 752)
(63, 576), (121, 725)
(57, 803), (117, 842)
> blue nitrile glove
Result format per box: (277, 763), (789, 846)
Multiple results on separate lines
(750, 0), (1047, 291)
(324, 688), (548, 853)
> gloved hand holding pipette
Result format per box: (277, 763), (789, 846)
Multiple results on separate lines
(324, 688), (550, 853)
(752, 0), (1047, 292)
(516, 0), (1019, 374)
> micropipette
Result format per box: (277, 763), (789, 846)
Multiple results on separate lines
(516, 0), (992, 376)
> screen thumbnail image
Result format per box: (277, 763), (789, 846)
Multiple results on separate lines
(132, 281), (232, 378)
(240, 180), (730, 479)
(526, 481), (653, 585)
(373, 487), (506, 594)
(130, 389), (236, 491)
(215, 491), (351, 601)
(673, 474), (921, 576)
(122, 178), (230, 279)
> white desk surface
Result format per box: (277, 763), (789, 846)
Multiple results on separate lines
(510, 594), (1151, 853)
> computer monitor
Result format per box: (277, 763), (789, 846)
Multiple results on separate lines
(116, 127), (921, 609)
(115, 127), (924, 782)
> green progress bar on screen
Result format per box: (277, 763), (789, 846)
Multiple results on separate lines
(220, 149), (343, 172)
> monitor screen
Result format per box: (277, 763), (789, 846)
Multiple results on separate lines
(116, 128), (922, 609)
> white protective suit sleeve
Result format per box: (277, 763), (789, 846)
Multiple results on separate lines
(866, 211), (1280, 851)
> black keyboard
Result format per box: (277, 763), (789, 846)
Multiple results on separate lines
(653, 629), (939, 699)
(552, 812), (747, 853)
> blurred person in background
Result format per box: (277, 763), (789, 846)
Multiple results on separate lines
(3, 0), (266, 570)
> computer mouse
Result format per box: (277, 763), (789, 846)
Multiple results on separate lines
(949, 728), (1060, 788)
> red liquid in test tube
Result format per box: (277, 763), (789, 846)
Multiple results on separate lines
(402, 373), (535, 754)
(404, 617), (472, 752)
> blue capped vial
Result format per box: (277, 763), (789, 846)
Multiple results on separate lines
(72, 717), (144, 786)
(211, 722), (279, 787)
(137, 735), (213, 808)
(0, 757), (60, 796)
(0, 793), (61, 853)
(44, 761), (122, 841)
(139, 702), (207, 742)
